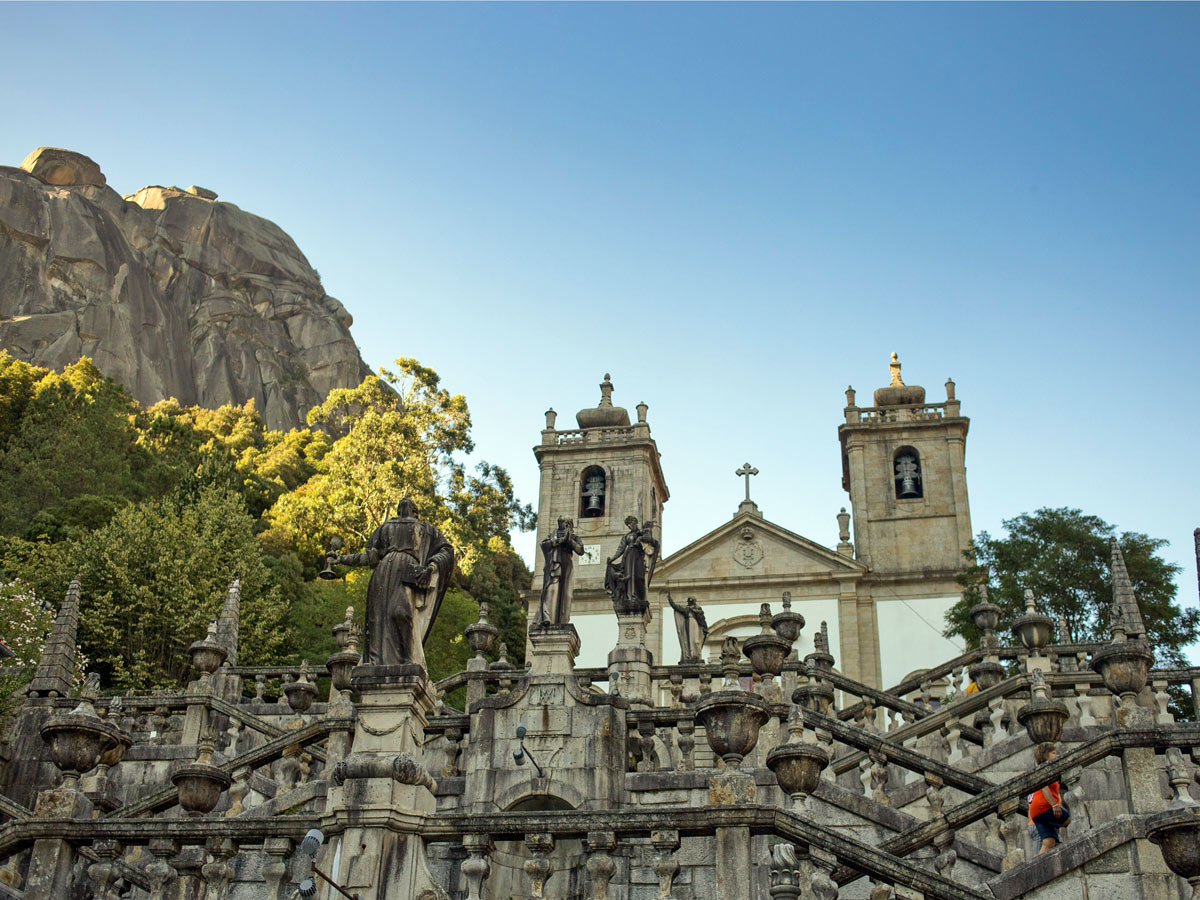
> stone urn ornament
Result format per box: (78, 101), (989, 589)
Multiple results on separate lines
(1010, 590), (1054, 656)
(744, 603), (792, 677)
(284, 661), (319, 713)
(171, 729), (231, 817)
(464, 600), (499, 659)
(767, 708), (829, 809)
(326, 607), (361, 691)
(40, 673), (121, 789)
(188, 621), (228, 678)
(1016, 669), (1069, 744)
(695, 638), (771, 766)
(771, 591), (805, 645)
(968, 584), (1001, 647)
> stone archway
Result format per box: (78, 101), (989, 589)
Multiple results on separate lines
(487, 794), (588, 899)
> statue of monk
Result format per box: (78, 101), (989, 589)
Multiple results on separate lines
(668, 592), (709, 663)
(330, 497), (454, 669)
(533, 517), (584, 627)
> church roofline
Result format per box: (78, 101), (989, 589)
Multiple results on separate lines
(655, 509), (867, 578)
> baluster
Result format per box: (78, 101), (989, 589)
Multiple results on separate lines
(1074, 681), (1096, 726)
(983, 698), (1004, 746)
(202, 838), (237, 900)
(676, 718), (695, 771)
(651, 830), (680, 900)
(997, 799), (1025, 871)
(226, 766), (250, 818)
(810, 847), (839, 900)
(869, 751), (891, 806)
(886, 709), (897, 732)
(462, 833), (491, 900)
(637, 720), (657, 773)
(524, 833), (554, 900)
(1152, 679), (1174, 725)
(699, 668), (713, 696)
(145, 839), (179, 900)
(669, 674), (683, 709)
(586, 832), (617, 900)
(925, 773), (945, 820)
(862, 697), (877, 732)
(87, 839), (122, 900)
(261, 837), (292, 900)
(225, 716), (242, 757)
(944, 720), (964, 764)
(658, 725), (675, 771)
(934, 830), (957, 880)
(951, 665), (964, 696)
(919, 680), (932, 710)
(859, 758), (872, 796)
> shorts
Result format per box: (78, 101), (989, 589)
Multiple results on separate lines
(1032, 805), (1070, 843)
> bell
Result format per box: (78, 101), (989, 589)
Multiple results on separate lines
(585, 493), (603, 512)
(318, 557), (339, 580)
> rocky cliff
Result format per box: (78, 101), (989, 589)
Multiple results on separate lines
(0, 147), (371, 430)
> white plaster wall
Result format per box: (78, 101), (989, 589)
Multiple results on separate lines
(573, 612), (620, 670)
(875, 595), (964, 688)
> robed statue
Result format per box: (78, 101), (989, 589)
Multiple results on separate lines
(328, 498), (455, 669)
(604, 516), (659, 615)
(533, 517), (584, 627)
(668, 592), (709, 663)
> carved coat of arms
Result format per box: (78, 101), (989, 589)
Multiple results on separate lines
(733, 526), (764, 568)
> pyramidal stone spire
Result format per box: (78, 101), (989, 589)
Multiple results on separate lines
(29, 576), (82, 697)
(215, 576), (242, 666)
(215, 577), (242, 664)
(1110, 538), (1147, 641)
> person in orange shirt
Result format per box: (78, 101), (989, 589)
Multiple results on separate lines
(1029, 742), (1070, 854)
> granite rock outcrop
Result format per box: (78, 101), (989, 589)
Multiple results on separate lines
(0, 147), (370, 429)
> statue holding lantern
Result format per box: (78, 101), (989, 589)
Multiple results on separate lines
(321, 498), (454, 670)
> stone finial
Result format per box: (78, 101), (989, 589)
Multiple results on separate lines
(945, 377), (956, 401)
(1024, 589), (1037, 615)
(215, 577), (241, 665)
(599, 374), (614, 407)
(782, 591), (792, 611)
(837, 507), (851, 543)
(544, 408), (556, 430)
(889, 352), (905, 386)
(636, 401), (648, 424)
(815, 622), (829, 655)
(1165, 747), (1198, 808)
(29, 576), (82, 698)
(845, 385), (856, 407)
(758, 603), (773, 634)
(1057, 616), (1071, 645)
(1109, 538), (1147, 641)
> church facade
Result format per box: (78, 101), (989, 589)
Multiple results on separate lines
(529, 355), (973, 689)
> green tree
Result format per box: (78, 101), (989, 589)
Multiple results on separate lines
(70, 482), (290, 689)
(945, 507), (1197, 667)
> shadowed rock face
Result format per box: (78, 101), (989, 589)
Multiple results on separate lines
(0, 148), (370, 430)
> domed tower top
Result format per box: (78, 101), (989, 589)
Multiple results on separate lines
(576, 374), (631, 428)
(872, 353), (926, 407)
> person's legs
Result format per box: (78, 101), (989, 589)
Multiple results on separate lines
(1033, 812), (1061, 855)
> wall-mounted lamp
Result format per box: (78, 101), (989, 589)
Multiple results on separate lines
(296, 828), (361, 900)
(512, 723), (545, 778)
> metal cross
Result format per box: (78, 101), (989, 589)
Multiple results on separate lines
(735, 462), (759, 501)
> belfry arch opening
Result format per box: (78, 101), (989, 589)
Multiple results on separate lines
(580, 466), (606, 518)
(893, 447), (923, 499)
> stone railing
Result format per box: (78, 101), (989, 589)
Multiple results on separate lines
(551, 426), (639, 446)
(849, 402), (950, 425)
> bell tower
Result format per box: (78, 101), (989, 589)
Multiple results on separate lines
(531, 375), (669, 657)
(838, 353), (972, 576)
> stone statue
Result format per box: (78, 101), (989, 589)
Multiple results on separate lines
(329, 498), (455, 669)
(668, 592), (709, 663)
(604, 516), (659, 615)
(533, 517), (584, 627)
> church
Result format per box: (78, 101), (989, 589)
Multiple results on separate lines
(528, 353), (973, 689)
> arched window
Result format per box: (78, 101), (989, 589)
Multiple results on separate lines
(894, 448), (923, 499)
(580, 466), (606, 518)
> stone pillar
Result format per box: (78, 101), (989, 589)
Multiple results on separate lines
(328, 665), (446, 900)
(652, 830), (680, 900)
(524, 833), (554, 900)
(1118, 702), (1175, 900)
(528, 624), (581, 677)
(145, 839), (179, 900)
(24, 785), (92, 900)
(710, 771), (754, 900)
(609, 611), (653, 706)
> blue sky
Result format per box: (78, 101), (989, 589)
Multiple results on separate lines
(3, 3), (1198, 660)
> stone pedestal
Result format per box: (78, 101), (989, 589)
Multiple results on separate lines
(1116, 702), (1176, 900)
(326, 664), (446, 900)
(528, 624), (580, 677)
(25, 787), (93, 900)
(609, 612), (653, 706)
